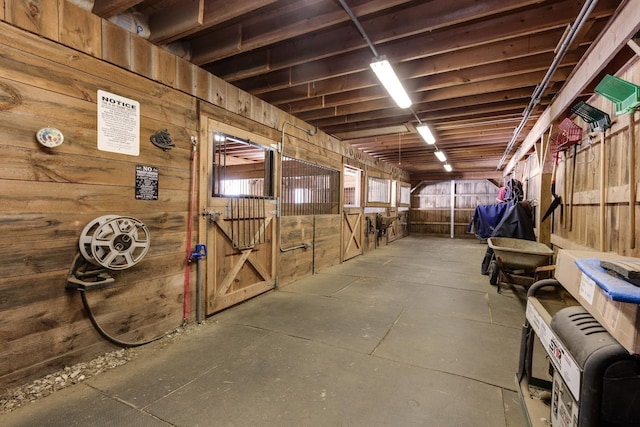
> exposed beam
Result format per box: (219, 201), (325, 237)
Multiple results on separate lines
(96, 0), (621, 178)
(238, 25), (591, 96)
(208, 0), (555, 80)
(148, 0), (204, 43)
(628, 37), (640, 56)
(150, 0), (277, 44)
(412, 171), (504, 181)
(266, 77), (541, 127)
(437, 123), (526, 137)
(294, 70), (559, 121)
(92, 0), (144, 18)
(210, 0), (616, 82)
(362, 142), (508, 157)
(322, 105), (533, 135)
(261, 49), (585, 106)
(436, 114), (527, 129)
(190, 0), (411, 65)
(335, 125), (410, 140)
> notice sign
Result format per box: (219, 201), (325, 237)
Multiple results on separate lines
(97, 90), (140, 156)
(135, 165), (159, 200)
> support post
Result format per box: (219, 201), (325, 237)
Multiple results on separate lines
(450, 179), (455, 239)
(600, 132), (606, 252)
(629, 112), (636, 250)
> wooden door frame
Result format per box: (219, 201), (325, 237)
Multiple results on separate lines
(341, 163), (364, 262)
(197, 115), (278, 315)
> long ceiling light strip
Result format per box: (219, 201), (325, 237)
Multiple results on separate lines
(338, 0), (451, 172)
(337, 0), (412, 110)
(416, 123), (435, 144)
(370, 57), (412, 108)
(414, 117), (452, 172)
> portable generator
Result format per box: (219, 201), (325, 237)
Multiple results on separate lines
(517, 279), (640, 426)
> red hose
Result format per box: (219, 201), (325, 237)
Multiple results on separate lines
(184, 139), (198, 322)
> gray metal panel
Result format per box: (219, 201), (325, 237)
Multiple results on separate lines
(550, 305), (625, 368)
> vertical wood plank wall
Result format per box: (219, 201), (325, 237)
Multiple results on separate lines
(0, 13), (197, 388)
(514, 59), (640, 257)
(0, 0), (408, 389)
(411, 180), (499, 236)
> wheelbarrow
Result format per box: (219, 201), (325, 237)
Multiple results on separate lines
(487, 237), (555, 293)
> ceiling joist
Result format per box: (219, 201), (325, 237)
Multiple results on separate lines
(110, 0), (628, 178)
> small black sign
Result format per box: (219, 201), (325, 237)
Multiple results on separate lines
(135, 165), (159, 200)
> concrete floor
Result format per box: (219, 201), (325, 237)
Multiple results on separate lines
(2, 236), (533, 426)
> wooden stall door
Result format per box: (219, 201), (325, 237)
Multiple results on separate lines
(386, 219), (398, 242)
(200, 118), (277, 315)
(204, 198), (276, 314)
(342, 208), (363, 261)
(387, 209), (399, 243)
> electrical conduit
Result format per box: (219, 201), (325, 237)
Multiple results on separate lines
(497, 0), (600, 170)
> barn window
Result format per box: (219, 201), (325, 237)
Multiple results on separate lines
(281, 156), (340, 216)
(391, 180), (398, 207)
(343, 165), (361, 207)
(367, 176), (390, 203)
(400, 184), (411, 205)
(212, 131), (275, 198)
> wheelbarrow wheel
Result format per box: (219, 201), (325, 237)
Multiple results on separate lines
(489, 260), (499, 286)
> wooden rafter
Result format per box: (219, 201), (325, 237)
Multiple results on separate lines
(92, 0), (145, 18)
(506, 0), (640, 173)
(102, 0), (628, 178)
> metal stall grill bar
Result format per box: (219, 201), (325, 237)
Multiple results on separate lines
(281, 156), (340, 216)
(228, 196), (267, 250)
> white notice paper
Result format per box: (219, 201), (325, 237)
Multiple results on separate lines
(97, 90), (140, 156)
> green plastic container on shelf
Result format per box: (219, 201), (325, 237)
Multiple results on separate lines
(594, 74), (640, 115)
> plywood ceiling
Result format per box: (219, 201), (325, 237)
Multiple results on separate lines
(92, 0), (630, 179)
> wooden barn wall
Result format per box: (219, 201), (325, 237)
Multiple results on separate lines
(362, 209), (409, 249)
(362, 214), (382, 250)
(0, 13), (196, 388)
(0, 1), (410, 388)
(514, 59), (640, 256)
(280, 130), (342, 284)
(313, 215), (342, 270)
(361, 166), (410, 252)
(398, 210), (410, 238)
(512, 145), (547, 243)
(500, 57), (640, 257)
(410, 180), (498, 236)
(279, 216), (315, 285)
(278, 215), (340, 286)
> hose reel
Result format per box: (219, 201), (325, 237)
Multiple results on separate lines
(79, 215), (150, 271)
(67, 215), (161, 348)
(68, 215), (150, 290)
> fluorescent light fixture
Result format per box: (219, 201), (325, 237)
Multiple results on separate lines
(416, 124), (435, 144)
(370, 57), (412, 109)
(444, 164), (453, 172)
(434, 151), (446, 162)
